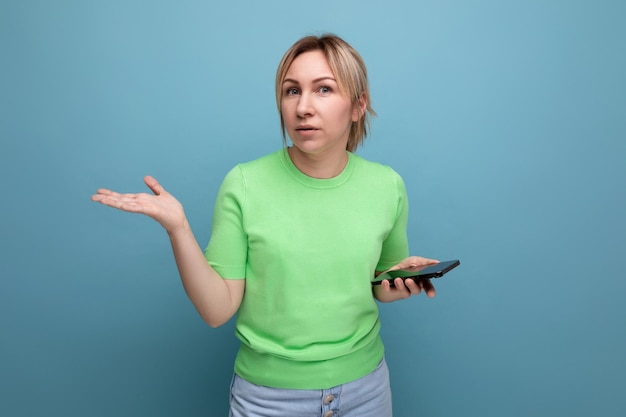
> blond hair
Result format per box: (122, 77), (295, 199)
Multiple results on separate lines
(275, 34), (376, 152)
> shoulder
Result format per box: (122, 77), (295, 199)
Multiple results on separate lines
(350, 153), (405, 187)
(237, 149), (283, 172)
(220, 149), (285, 192)
(222, 149), (283, 177)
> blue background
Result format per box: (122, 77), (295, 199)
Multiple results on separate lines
(2, 1), (625, 416)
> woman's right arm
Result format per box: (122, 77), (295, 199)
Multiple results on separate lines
(91, 175), (244, 328)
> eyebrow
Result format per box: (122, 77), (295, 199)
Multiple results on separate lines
(282, 76), (337, 85)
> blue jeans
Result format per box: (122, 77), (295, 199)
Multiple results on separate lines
(229, 357), (392, 417)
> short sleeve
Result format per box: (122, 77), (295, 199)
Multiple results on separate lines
(376, 171), (410, 271)
(204, 166), (247, 279)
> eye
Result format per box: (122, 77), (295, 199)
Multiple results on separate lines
(318, 86), (331, 94)
(285, 87), (300, 96)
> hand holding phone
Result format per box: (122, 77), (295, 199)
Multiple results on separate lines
(372, 259), (460, 286)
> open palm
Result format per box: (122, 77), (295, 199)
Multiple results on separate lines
(91, 176), (186, 233)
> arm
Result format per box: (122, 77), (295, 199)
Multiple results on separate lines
(167, 223), (244, 328)
(91, 176), (244, 328)
(373, 256), (439, 303)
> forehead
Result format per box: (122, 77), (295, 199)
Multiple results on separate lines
(284, 50), (334, 81)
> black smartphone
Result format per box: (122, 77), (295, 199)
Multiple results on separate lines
(372, 259), (460, 286)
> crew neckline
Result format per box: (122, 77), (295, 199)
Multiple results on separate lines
(279, 148), (355, 189)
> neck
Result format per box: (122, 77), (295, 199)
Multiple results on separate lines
(287, 147), (349, 179)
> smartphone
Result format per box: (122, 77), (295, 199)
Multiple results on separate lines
(372, 259), (460, 286)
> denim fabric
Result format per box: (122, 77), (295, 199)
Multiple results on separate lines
(229, 358), (392, 417)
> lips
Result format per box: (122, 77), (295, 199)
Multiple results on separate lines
(295, 124), (318, 131)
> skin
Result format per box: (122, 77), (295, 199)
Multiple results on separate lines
(374, 256), (439, 302)
(91, 49), (438, 329)
(91, 176), (245, 328)
(281, 50), (363, 179)
(280, 50), (439, 301)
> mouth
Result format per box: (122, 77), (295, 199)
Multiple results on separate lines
(295, 125), (318, 132)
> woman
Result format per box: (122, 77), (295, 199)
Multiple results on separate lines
(92, 34), (438, 417)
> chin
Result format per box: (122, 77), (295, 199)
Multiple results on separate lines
(291, 142), (328, 155)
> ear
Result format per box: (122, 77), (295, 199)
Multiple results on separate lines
(352, 92), (367, 122)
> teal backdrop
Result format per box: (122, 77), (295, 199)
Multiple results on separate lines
(2, 1), (625, 416)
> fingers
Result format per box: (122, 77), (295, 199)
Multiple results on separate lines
(381, 278), (417, 298)
(403, 278), (428, 296)
(419, 279), (436, 298)
(90, 177), (165, 211)
(392, 256), (439, 272)
(381, 279), (404, 294)
(403, 278), (437, 298)
(381, 277), (436, 299)
(90, 187), (152, 213)
(144, 176), (164, 196)
(91, 188), (116, 199)
(90, 188), (120, 204)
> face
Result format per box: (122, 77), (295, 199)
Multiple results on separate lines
(281, 50), (363, 158)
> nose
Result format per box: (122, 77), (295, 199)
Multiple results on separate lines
(296, 92), (314, 118)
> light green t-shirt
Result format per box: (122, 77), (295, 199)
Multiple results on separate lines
(205, 148), (409, 389)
